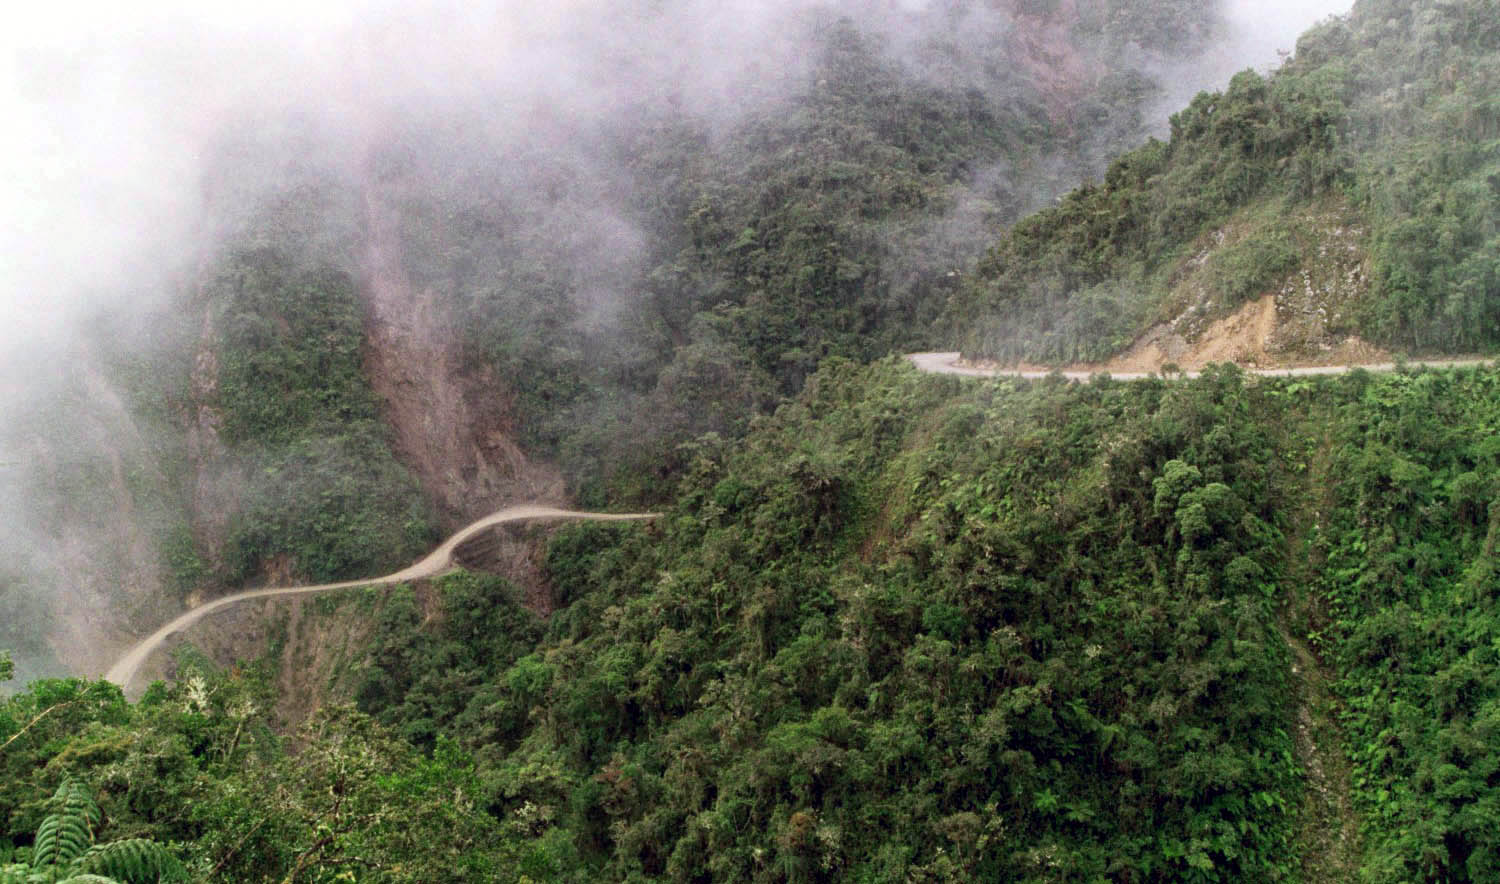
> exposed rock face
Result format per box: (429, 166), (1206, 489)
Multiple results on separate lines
(1006, 0), (1097, 124)
(359, 183), (565, 534)
(184, 302), (239, 569)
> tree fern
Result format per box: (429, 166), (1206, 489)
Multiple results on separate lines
(8, 778), (184, 884)
(67, 840), (186, 884)
(33, 780), (99, 868)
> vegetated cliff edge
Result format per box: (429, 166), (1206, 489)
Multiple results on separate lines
(109, 355), (1492, 881)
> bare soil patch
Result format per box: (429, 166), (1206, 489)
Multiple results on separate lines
(1089, 295), (1391, 374)
(360, 186), (565, 533)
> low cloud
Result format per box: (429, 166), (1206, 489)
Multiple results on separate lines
(0, 0), (1366, 676)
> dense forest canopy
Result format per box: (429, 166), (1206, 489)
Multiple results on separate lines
(7, 0), (1500, 881)
(8, 359), (1500, 880)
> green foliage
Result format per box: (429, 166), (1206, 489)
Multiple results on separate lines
(211, 254), (376, 446)
(156, 528), (207, 598)
(1296, 366), (1500, 881)
(190, 706), (514, 883)
(346, 358), (1493, 881)
(200, 246), (435, 584)
(353, 573), (544, 753)
(1329, 0), (1500, 351)
(13, 359), (1500, 880)
(1203, 228), (1301, 307)
(32, 780), (99, 868)
(70, 839), (186, 884)
(325, 358), (1301, 880)
(545, 522), (637, 609)
(26, 4), (1500, 882)
(950, 0), (1500, 363)
(218, 431), (433, 584)
(3, 778), (185, 884)
(0, 655), (529, 882)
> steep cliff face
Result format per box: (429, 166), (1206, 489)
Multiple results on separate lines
(998, 0), (1225, 129)
(183, 299), (237, 571)
(359, 181), (565, 533)
(1007, 0), (1098, 121)
(59, 365), (175, 675)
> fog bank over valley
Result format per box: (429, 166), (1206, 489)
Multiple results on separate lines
(1, 0), (1358, 679)
(3, 0), (1353, 354)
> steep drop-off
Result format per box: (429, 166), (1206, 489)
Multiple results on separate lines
(5, 357), (182, 678)
(360, 181), (565, 531)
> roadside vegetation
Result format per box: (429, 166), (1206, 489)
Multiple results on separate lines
(9, 358), (1500, 880)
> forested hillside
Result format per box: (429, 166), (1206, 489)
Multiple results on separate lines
(2, 0), (1238, 658)
(164, 0), (1231, 528)
(8, 359), (1500, 880)
(947, 0), (1500, 364)
(7, 0), (1500, 881)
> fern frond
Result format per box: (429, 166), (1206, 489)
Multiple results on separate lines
(33, 779), (100, 867)
(70, 839), (186, 884)
(1, 862), (43, 884)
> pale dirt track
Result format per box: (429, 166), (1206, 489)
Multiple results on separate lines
(104, 506), (657, 691)
(109, 353), (1492, 690)
(907, 352), (1496, 381)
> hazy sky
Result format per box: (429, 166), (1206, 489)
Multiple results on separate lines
(1223, 0), (1353, 72)
(1, 0), (1354, 359)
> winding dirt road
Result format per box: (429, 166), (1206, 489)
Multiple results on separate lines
(105, 506), (658, 690)
(109, 352), (1492, 689)
(907, 352), (1495, 381)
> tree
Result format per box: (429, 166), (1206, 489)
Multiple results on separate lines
(0, 777), (185, 883)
